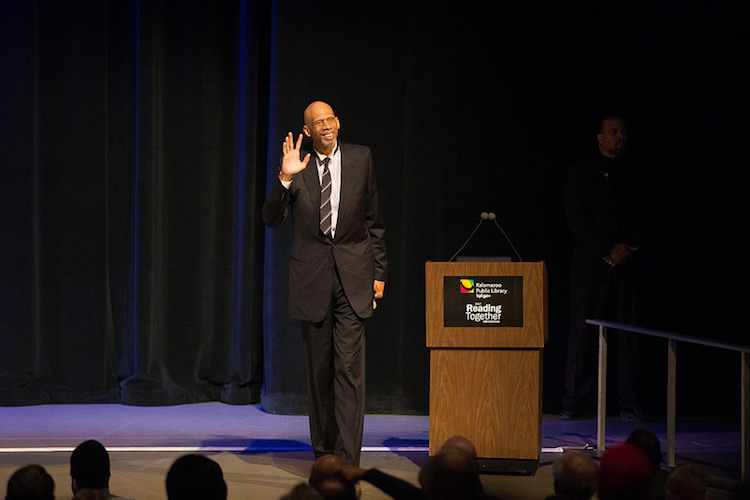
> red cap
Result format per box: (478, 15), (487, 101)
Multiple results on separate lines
(598, 443), (653, 500)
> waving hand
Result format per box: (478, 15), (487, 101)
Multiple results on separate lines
(279, 133), (311, 182)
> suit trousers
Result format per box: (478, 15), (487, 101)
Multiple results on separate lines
(563, 272), (641, 414)
(301, 264), (366, 466)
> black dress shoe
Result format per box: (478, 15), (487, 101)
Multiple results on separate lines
(559, 410), (577, 421)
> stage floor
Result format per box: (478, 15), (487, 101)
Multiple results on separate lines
(0, 403), (743, 499)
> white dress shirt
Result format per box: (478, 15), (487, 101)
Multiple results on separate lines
(281, 143), (341, 238)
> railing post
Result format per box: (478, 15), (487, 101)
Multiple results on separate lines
(598, 324), (608, 454)
(586, 318), (749, 476)
(742, 351), (749, 482)
(667, 338), (677, 469)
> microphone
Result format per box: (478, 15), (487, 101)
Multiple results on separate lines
(448, 213), (491, 262)
(488, 212), (523, 262)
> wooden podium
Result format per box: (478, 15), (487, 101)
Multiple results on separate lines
(425, 261), (548, 474)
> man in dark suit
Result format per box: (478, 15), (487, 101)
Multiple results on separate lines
(263, 101), (387, 465)
(561, 115), (654, 421)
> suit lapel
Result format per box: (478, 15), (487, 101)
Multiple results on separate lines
(337, 143), (348, 223)
(301, 148), (321, 207)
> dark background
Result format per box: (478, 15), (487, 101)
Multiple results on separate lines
(1, 1), (746, 417)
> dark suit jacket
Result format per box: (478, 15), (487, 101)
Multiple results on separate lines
(565, 153), (655, 281)
(263, 141), (387, 322)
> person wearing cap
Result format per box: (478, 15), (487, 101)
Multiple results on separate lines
(598, 443), (653, 500)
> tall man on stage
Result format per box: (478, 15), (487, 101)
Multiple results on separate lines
(561, 115), (655, 421)
(263, 101), (387, 465)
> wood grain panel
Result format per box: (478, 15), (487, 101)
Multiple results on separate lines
(429, 349), (543, 459)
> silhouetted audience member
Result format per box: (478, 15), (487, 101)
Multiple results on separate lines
(439, 436), (480, 474)
(664, 464), (708, 500)
(309, 436), (492, 500)
(165, 454), (227, 500)
(598, 443), (653, 500)
(546, 451), (598, 500)
(70, 439), (131, 499)
(308, 455), (358, 500)
(343, 458), (426, 499)
(71, 489), (107, 500)
(626, 429), (662, 468)
(418, 435), (499, 499)
(279, 482), (324, 500)
(6, 464), (55, 500)
(626, 428), (667, 500)
(418, 446), (487, 500)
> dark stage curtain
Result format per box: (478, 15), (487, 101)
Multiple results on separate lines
(1, 1), (744, 416)
(1, 0), (267, 406)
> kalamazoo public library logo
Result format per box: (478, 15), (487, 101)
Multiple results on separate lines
(444, 276), (524, 328)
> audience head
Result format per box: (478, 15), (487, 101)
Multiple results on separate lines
(6, 464), (55, 500)
(280, 482), (325, 500)
(626, 428), (663, 470)
(439, 435), (479, 473)
(419, 444), (484, 500)
(71, 489), (106, 500)
(664, 464), (707, 500)
(70, 440), (110, 492)
(598, 443), (653, 500)
(552, 451), (598, 500)
(166, 454), (227, 500)
(440, 435), (477, 458)
(308, 455), (356, 500)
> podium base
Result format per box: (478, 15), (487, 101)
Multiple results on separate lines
(477, 458), (539, 476)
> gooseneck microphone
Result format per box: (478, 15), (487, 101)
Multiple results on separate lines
(447, 212), (524, 262)
(448, 212), (492, 262)
(487, 212), (523, 262)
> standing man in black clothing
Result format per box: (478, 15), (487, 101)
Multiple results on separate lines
(561, 115), (654, 421)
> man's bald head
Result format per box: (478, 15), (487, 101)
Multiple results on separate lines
(302, 101), (340, 155)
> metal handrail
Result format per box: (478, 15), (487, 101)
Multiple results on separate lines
(586, 319), (750, 482)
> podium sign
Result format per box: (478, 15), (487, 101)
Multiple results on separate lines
(443, 276), (524, 327)
(426, 261), (547, 349)
(426, 261), (548, 474)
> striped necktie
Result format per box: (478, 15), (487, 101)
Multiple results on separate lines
(319, 157), (332, 237)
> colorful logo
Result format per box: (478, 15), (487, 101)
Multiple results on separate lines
(459, 279), (475, 294)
